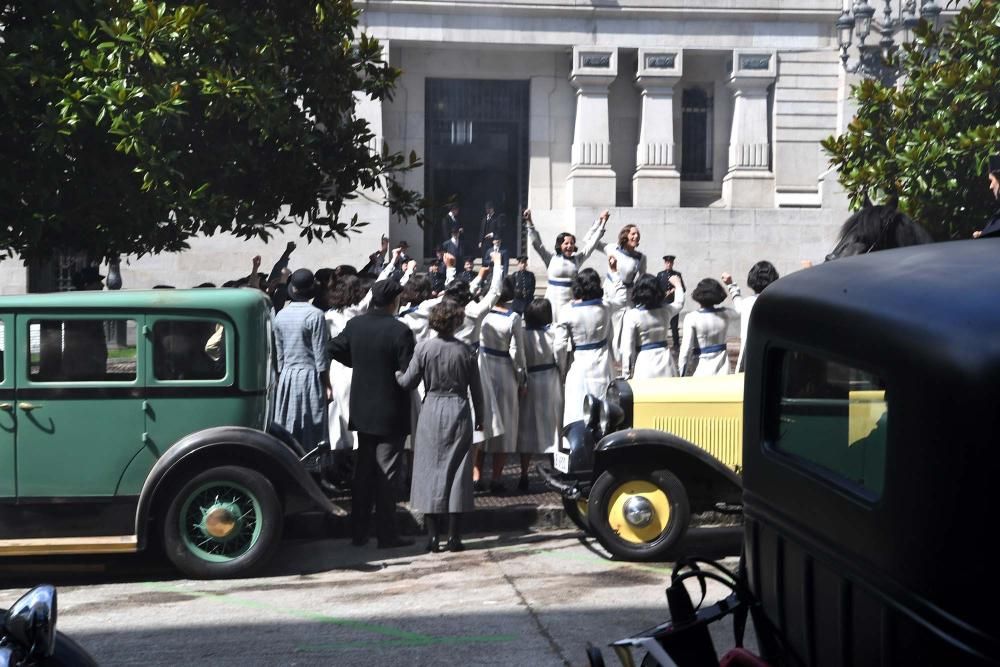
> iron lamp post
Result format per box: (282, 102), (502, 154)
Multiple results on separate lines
(837, 0), (942, 85)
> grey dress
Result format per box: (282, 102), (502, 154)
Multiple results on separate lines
(273, 301), (330, 451)
(396, 336), (484, 514)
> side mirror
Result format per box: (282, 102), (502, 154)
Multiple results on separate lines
(3, 585), (58, 659)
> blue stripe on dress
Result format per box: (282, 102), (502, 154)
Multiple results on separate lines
(699, 343), (727, 355)
(575, 339), (607, 351)
(573, 299), (603, 307)
(527, 363), (558, 373)
(490, 308), (515, 317)
(481, 346), (512, 358)
(548, 278), (572, 287)
(640, 341), (669, 351)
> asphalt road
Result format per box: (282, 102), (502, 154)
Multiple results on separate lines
(0, 527), (746, 666)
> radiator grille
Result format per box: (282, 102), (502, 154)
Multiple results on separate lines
(653, 416), (742, 471)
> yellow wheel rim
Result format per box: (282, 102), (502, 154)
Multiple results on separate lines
(606, 480), (671, 544)
(577, 499), (589, 522)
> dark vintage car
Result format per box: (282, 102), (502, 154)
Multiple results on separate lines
(594, 238), (1000, 665)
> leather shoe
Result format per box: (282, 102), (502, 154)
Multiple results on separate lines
(446, 536), (465, 552)
(426, 536), (442, 553)
(377, 537), (415, 549)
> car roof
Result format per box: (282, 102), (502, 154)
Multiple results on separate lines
(752, 238), (1000, 373)
(0, 288), (270, 315)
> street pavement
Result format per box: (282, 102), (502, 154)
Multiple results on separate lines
(0, 527), (747, 666)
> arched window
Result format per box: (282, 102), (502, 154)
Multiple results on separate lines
(681, 87), (713, 181)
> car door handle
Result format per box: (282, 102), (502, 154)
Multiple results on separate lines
(0, 403), (12, 412)
(18, 402), (41, 412)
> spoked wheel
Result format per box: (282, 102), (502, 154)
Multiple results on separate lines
(563, 496), (591, 533)
(588, 465), (690, 561)
(162, 466), (282, 579)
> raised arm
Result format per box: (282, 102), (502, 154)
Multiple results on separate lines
(665, 275), (686, 317)
(577, 210), (610, 262)
(604, 257), (627, 312)
(465, 254), (504, 320)
(266, 242), (296, 285)
(356, 248), (403, 311)
(523, 209), (553, 266)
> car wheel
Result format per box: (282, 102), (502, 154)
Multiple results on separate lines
(162, 465), (283, 579)
(588, 465), (690, 561)
(563, 496), (591, 533)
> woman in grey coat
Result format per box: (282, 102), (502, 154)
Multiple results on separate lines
(396, 299), (484, 552)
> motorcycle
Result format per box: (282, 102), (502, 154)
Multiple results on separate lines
(0, 585), (98, 666)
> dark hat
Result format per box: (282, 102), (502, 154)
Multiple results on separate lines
(71, 266), (105, 288)
(370, 279), (404, 308)
(662, 255), (676, 262)
(286, 268), (316, 302)
(989, 155), (1000, 173)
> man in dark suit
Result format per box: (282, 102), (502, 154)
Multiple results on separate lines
(328, 280), (415, 549)
(510, 256), (536, 314)
(657, 255), (685, 350)
(441, 227), (466, 264)
(440, 202), (462, 251)
(478, 201), (509, 263)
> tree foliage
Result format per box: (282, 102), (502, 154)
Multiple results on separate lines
(0, 1), (422, 260)
(822, 0), (1000, 239)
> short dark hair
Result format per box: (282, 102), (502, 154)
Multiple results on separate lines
(429, 299), (466, 337)
(747, 261), (779, 294)
(631, 274), (664, 310)
(692, 278), (727, 308)
(572, 268), (603, 301)
(524, 298), (553, 329)
(554, 232), (576, 255)
(443, 279), (473, 307)
(334, 264), (357, 279)
(329, 275), (363, 309)
(499, 276), (516, 303)
(400, 273), (432, 306)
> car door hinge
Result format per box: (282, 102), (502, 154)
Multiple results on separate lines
(141, 432), (149, 444)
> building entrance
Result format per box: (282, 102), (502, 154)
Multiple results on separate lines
(424, 79), (529, 263)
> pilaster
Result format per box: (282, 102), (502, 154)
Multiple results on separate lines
(632, 48), (682, 207)
(567, 46), (618, 207)
(722, 49), (777, 208)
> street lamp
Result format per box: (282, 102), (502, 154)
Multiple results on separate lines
(837, 0), (942, 85)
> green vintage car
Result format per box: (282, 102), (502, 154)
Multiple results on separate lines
(0, 289), (337, 578)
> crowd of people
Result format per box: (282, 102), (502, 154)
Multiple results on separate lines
(241, 209), (781, 553)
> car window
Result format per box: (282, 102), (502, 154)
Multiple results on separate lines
(28, 319), (137, 382)
(772, 350), (887, 499)
(152, 320), (226, 381)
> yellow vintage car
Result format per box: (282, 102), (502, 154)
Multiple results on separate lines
(541, 372), (745, 561)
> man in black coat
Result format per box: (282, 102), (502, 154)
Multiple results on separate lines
(656, 255), (686, 351)
(510, 256), (535, 314)
(328, 279), (415, 548)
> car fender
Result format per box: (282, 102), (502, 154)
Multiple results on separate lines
(594, 428), (742, 507)
(134, 426), (337, 549)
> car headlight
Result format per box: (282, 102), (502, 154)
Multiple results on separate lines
(583, 394), (601, 430)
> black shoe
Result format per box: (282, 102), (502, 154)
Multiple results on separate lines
(517, 476), (529, 492)
(473, 479), (485, 493)
(446, 536), (465, 552)
(489, 481), (506, 495)
(426, 536), (442, 553)
(377, 537), (415, 550)
(351, 536), (369, 547)
(320, 479), (349, 496)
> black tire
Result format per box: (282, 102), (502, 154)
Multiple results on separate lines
(162, 465), (283, 579)
(587, 465), (690, 561)
(563, 496), (591, 533)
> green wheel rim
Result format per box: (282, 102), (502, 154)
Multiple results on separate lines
(179, 481), (264, 563)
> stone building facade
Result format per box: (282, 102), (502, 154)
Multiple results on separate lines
(1, 0), (855, 294)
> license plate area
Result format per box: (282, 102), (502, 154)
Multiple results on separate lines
(553, 450), (569, 473)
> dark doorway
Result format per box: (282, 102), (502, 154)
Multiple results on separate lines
(424, 79), (529, 262)
(681, 87), (714, 182)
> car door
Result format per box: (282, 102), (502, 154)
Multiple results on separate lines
(14, 313), (145, 498)
(0, 315), (14, 498)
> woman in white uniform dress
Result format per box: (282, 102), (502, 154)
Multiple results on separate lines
(602, 224), (647, 353)
(620, 273), (685, 379)
(721, 260), (779, 373)
(678, 278), (738, 377)
(475, 277), (527, 493)
(524, 208), (609, 319)
(516, 298), (568, 489)
(555, 258), (627, 426)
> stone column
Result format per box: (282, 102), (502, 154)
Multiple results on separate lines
(722, 49), (777, 208)
(567, 47), (617, 207)
(633, 49), (682, 207)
